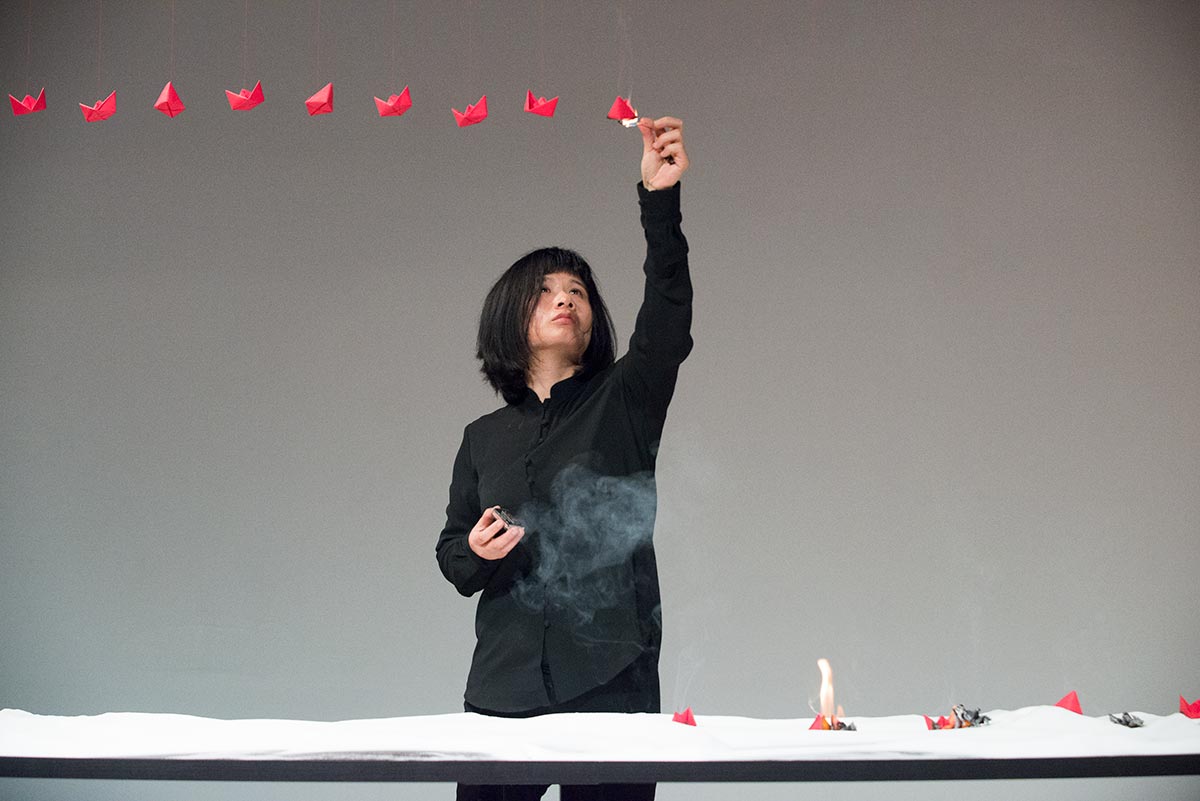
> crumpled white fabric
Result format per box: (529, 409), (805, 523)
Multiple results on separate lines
(1, 707), (1197, 762)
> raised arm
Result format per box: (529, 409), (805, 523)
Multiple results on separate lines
(623, 116), (693, 418)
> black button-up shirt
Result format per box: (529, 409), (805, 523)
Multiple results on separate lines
(436, 182), (692, 713)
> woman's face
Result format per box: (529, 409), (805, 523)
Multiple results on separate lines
(527, 271), (593, 364)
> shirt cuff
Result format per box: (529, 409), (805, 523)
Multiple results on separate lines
(638, 181), (681, 221)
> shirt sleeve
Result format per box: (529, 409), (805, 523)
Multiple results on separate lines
(623, 181), (693, 419)
(435, 426), (502, 596)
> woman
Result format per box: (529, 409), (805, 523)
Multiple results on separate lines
(436, 116), (690, 801)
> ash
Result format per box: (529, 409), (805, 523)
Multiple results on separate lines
(1108, 712), (1144, 728)
(953, 705), (990, 727)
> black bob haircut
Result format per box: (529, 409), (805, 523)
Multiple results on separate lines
(476, 247), (617, 405)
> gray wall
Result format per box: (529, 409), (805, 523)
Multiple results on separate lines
(2, 1), (1197, 799)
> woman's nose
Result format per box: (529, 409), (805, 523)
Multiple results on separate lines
(555, 292), (573, 307)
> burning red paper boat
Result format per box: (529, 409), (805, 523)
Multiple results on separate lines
(672, 708), (696, 726)
(1055, 691), (1082, 715)
(924, 706), (990, 729)
(809, 658), (856, 730)
(374, 86), (412, 117)
(524, 90), (558, 117)
(809, 714), (855, 731)
(306, 82), (333, 116)
(79, 91), (116, 122)
(1181, 696), (1200, 719)
(154, 81), (185, 117)
(606, 95), (637, 125)
(452, 95), (488, 127)
(9, 88), (46, 115)
(226, 81), (264, 111)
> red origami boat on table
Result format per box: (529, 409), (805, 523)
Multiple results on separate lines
(1055, 691), (1082, 715)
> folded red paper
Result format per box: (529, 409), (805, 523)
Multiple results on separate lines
(79, 91), (116, 122)
(1055, 691), (1082, 714)
(306, 83), (333, 116)
(226, 81), (264, 111)
(524, 90), (558, 117)
(452, 95), (488, 127)
(809, 714), (829, 731)
(671, 708), (696, 726)
(1181, 696), (1200, 719)
(9, 88), (46, 115)
(154, 81), (185, 117)
(374, 86), (412, 117)
(606, 95), (636, 122)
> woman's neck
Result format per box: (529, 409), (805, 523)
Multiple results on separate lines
(526, 356), (581, 401)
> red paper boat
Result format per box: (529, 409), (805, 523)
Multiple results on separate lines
(923, 715), (954, 730)
(672, 707), (696, 726)
(1055, 691), (1082, 715)
(809, 714), (830, 731)
(306, 82), (333, 116)
(9, 88), (46, 115)
(606, 95), (636, 122)
(1181, 696), (1200, 719)
(524, 90), (558, 117)
(79, 91), (116, 122)
(226, 81), (264, 111)
(452, 95), (488, 127)
(374, 86), (412, 117)
(154, 81), (185, 117)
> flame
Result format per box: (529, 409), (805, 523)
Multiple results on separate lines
(817, 658), (835, 720)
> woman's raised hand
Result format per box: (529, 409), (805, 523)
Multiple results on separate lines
(468, 506), (525, 560)
(639, 116), (689, 190)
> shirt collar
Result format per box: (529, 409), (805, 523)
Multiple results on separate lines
(518, 371), (586, 410)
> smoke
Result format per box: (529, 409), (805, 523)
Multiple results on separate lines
(510, 464), (658, 626)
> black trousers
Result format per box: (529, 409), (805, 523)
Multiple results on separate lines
(456, 650), (659, 801)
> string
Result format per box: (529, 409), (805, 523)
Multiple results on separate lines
(466, 0), (478, 94)
(537, 0), (545, 89)
(242, 0), (248, 86)
(315, 0), (321, 80)
(169, 0), (176, 81)
(615, 1), (633, 101)
(25, 0), (32, 91)
(96, 0), (103, 97)
(390, 0), (397, 89)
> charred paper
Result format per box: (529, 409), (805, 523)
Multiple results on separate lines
(1108, 712), (1144, 728)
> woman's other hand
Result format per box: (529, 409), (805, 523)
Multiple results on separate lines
(468, 506), (525, 560)
(639, 116), (689, 190)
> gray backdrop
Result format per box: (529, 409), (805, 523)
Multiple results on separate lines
(1, 1), (1197, 799)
